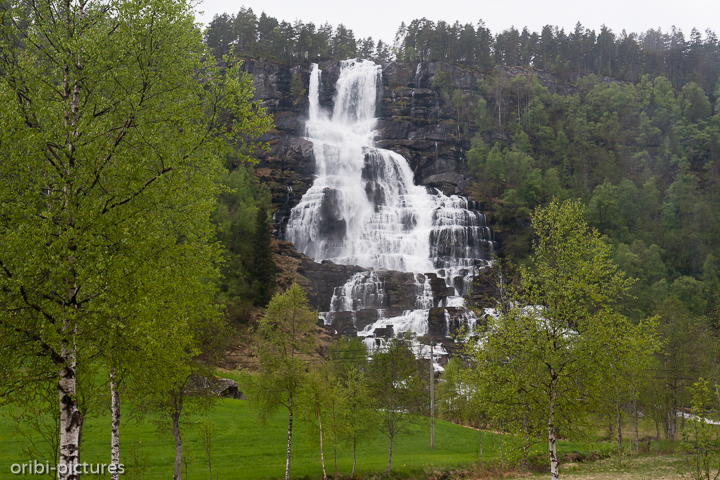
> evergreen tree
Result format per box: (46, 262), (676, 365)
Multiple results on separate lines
(251, 203), (276, 307)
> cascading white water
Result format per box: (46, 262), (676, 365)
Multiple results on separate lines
(287, 60), (437, 274)
(286, 60), (493, 289)
(286, 60), (494, 364)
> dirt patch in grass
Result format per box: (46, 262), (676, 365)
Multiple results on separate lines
(555, 454), (682, 479)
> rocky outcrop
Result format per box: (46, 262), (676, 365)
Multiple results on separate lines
(274, 237), (497, 337)
(187, 375), (245, 400)
(239, 60), (313, 234)
(299, 259), (368, 312)
(273, 240), (366, 312)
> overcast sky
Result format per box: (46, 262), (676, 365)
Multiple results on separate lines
(195, 0), (719, 44)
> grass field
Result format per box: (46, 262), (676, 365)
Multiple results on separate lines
(0, 397), (523, 480)
(0, 392), (699, 480)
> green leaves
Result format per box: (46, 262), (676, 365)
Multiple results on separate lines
(0, 0), (270, 457)
(463, 200), (659, 475)
(245, 283), (318, 419)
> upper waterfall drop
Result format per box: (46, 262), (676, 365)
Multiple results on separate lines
(286, 59), (494, 296)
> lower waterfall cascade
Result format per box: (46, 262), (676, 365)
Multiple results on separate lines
(285, 59), (496, 368)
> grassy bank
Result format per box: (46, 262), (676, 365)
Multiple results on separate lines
(0, 398), (511, 480)
(0, 397), (694, 480)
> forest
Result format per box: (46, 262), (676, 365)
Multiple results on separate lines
(205, 9), (720, 94)
(1, 0), (720, 479)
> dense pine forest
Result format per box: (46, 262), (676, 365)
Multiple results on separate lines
(205, 9), (720, 93)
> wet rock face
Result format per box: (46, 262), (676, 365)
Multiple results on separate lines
(296, 257), (367, 312)
(377, 63), (478, 192)
(243, 60), (308, 114)
(427, 308), (447, 337)
(316, 60), (341, 112)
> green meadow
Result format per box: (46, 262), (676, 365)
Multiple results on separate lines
(3, 393), (701, 480)
(0, 396), (608, 480)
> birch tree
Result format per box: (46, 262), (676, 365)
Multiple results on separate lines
(297, 367), (332, 480)
(464, 199), (657, 480)
(0, 0), (270, 476)
(327, 337), (375, 478)
(243, 283), (318, 480)
(367, 335), (424, 476)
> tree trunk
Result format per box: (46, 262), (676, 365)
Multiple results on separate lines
(285, 396), (293, 480)
(59, 345), (81, 480)
(172, 412), (182, 480)
(627, 405), (633, 454)
(333, 438), (338, 479)
(548, 378), (559, 480)
(430, 348), (435, 450)
(634, 402), (639, 454)
(385, 435), (393, 476)
(617, 407), (623, 464)
(499, 420), (504, 469)
(352, 436), (356, 478)
(671, 395), (677, 440)
(522, 412), (529, 471)
(479, 426), (483, 468)
(655, 418), (660, 455)
(110, 368), (121, 480)
(317, 403), (327, 480)
(680, 398), (685, 431)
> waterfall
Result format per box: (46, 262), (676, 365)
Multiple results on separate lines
(286, 60), (494, 367)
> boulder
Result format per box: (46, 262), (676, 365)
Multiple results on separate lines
(329, 311), (356, 336)
(373, 325), (394, 338)
(427, 308), (447, 337)
(356, 308), (379, 331)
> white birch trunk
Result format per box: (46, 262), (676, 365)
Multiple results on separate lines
(548, 377), (559, 480)
(58, 346), (81, 480)
(172, 412), (182, 480)
(634, 401), (639, 454)
(110, 368), (121, 480)
(333, 438), (338, 479)
(499, 421), (504, 469)
(617, 407), (623, 461)
(317, 403), (327, 480)
(285, 396), (293, 480)
(522, 412), (529, 471)
(479, 426), (483, 469)
(627, 405), (633, 454)
(352, 436), (356, 478)
(385, 435), (393, 476)
(430, 352), (435, 450)
(58, 0), (84, 475)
